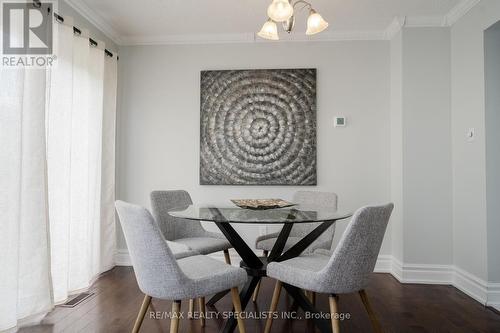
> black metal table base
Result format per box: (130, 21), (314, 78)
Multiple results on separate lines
(283, 283), (332, 333)
(207, 289), (230, 306)
(208, 208), (337, 333)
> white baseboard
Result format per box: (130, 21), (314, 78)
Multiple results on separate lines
(485, 282), (500, 311)
(113, 249), (499, 308)
(374, 254), (393, 273)
(453, 266), (488, 304)
(386, 257), (500, 309)
(114, 248), (394, 270)
(391, 258), (454, 284)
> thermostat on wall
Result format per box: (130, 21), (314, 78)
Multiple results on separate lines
(334, 116), (346, 127)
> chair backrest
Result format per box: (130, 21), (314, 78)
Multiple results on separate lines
(115, 200), (187, 298)
(320, 203), (394, 293)
(150, 190), (204, 240)
(291, 191), (338, 246)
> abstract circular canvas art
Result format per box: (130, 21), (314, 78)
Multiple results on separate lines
(200, 68), (317, 185)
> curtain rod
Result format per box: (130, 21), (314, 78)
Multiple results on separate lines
(32, 0), (116, 59)
(53, 12), (117, 59)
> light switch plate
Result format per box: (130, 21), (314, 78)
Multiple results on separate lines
(334, 116), (346, 127)
(467, 128), (475, 142)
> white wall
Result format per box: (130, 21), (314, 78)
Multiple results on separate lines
(401, 28), (453, 265)
(116, 41), (391, 252)
(485, 22), (500, 283)
(390, 31), (404, 264)
(390, 27), (453, 266)
(451, 0), (500, 282)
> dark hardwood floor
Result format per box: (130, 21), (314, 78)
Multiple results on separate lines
(19, 266), (500, 333)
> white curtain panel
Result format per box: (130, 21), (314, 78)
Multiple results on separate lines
(0, 67), (53, 330)
(1, 17), (118, 330)
(101, 50), (118, 272)
(47, 21), (117, 302)
(45, 21), (75, 304)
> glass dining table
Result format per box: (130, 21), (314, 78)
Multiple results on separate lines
(169, 205), (352, 333)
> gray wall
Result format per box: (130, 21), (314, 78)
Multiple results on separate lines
(451, 0), (500, 282)
(485, 21), (500, 283)
(401, 28), (453, 265)
(390, 30), (404, 263)
(390, 27), (453, 266)
(116, 41), (391, 252)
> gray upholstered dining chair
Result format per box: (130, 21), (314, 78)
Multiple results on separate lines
(165, 240), (197, 259)
(264, 203), (394, 333)
(150, 190), (232, 261)
(150, 190), (234, 314)
(253, 190), (338, 302)
(115, 200), (247, 333)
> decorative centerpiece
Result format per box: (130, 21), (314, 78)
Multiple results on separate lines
(231, 199), (295, 210)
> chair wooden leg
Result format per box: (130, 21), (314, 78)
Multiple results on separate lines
(329, 294), (340, 333)
(170, 300), (181, 333)
(223, 249), (232, 265)
(264, 281), (282, 333)
(132, 295), (151, 333)
(252, 250), (268, 302)
(198, 297), (206, 327)
(359, 290), (382, 333)
(188, 298), (195, 319)
(231, 287), (246, 333)
(252, 281), (261, 302)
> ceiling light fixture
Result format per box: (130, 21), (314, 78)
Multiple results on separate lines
(258, 0), (329, 40)
(305, 9), (329, 35)
(267, 0), (294, 22)
(258, 19), (279, 40)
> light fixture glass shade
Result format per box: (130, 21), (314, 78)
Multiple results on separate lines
(306, 9), (329, 35)
(267, 0), (293, 22)
(257, 19), (279, 40)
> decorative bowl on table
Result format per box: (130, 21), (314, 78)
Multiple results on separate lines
(231, 199), (296, 210)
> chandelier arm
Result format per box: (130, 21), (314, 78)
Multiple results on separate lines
(282, 0), (312, 33)
(291, 0), (312, 12)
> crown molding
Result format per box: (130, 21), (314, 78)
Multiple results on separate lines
(65, 0), (481, 45)
(385, 17), (405, 40)
(63, 0), (122, 45)
(384, 0), (481, 41)
(277, 30), (387, 42)
(384, 15), (448, 41)
(255, 30), (387, 43)
(383, 15), (445, 41)
(404, 16), (448, 27)
(119, 30), (388, 46)
(120, 33), (255, 46)
(445, 0), (481, 26)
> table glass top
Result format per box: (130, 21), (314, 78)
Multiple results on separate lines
(168, 205), (352, 224)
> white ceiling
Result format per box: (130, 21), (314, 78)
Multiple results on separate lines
(64, 0), (478, 45)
